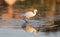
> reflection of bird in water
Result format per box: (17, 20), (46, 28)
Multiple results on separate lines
(21, 9), (38, 23)
(22, 24), (40, 36)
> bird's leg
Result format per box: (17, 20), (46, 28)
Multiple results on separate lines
(25, 19), (28, 23)
(23, 17), (28, 23)
(26, 17), (30, 23)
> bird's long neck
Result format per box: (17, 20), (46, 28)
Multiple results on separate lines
(33, 11), (36, 15)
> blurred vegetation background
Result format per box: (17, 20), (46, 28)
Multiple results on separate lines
(0, 0), (60, 27)
(0, 0), (56, 17)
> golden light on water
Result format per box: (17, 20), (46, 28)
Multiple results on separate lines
(2, 7), (13, 19)
(3, 0), (16, 19)
(4, 0), (16, 6)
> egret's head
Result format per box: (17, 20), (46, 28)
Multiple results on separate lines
(34, 9), (38, 12)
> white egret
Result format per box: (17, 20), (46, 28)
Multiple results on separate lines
(22, 9), (37, 19)
(21, 9), (38, 23)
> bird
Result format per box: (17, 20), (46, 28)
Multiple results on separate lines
(20, 9), (38, 23)
(22, 24), (39, 36)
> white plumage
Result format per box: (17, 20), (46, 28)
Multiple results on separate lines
(21, 9), (37, 19)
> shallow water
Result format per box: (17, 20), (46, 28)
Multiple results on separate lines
(0, 19), (60, 37)
(0, 28), (60, 37)
(0, 19), (46, 27)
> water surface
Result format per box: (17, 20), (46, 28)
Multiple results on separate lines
(0, 28), (60, 37)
